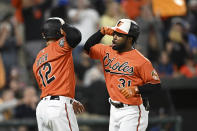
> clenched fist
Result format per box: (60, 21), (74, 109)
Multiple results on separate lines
(119, 86), (139, 99)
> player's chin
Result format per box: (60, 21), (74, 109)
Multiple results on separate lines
(112, 45), (118, 50)
(112, 44), (123, 51)
(112, 43), (119, 50)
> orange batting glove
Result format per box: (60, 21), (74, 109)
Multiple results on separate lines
(119, 86), (139, 99)
(100, 27), (114, 36)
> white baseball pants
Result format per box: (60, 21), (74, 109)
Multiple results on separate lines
(109, 102), (149, 131)
(36, 96), (79, 131)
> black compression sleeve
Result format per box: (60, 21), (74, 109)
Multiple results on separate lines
(62, 24), (82, 48)
(84, 30), (104, 53)
(138, 83), (161, 98)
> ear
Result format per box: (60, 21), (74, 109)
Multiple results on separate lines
(128, 37), (133, 44)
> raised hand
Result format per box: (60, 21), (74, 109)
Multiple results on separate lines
(100, 27), (114, 36)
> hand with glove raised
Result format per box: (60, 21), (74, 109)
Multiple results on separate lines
(119, 86), (139, 99)
(100, 27), (114, 36)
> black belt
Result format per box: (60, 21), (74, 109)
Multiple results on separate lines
(109, 99), (130, 108)
(109, 98), (150, 110)
(50, 96), (60, 100)
(41, 96), (73, 104)
(41, 96), (60, 100)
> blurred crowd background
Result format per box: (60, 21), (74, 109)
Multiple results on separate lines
(0, 0), (197, 131)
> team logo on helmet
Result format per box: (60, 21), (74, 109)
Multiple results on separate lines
(117, 21), (124, 27)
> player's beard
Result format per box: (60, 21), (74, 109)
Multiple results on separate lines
(112, 41), (127, 51)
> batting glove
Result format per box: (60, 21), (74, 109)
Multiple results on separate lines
(119, 86), (139, 99)
(100, 27), (114, 36)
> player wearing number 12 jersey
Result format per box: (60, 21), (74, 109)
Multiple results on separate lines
(33, 17), (84, 131)
(84, 19), (161, 131)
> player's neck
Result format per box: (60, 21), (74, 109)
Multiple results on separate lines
(118, 48), (132, 53)
(118, 45), (134, 53)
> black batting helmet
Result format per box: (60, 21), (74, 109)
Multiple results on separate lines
(42, 17), (65, 40)
(112, 19), (140, 43)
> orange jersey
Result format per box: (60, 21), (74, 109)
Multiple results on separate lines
(33, 38), (75, 99)
(89, 44), (160, 105)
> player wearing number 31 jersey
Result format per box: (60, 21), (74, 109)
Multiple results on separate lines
(84, 19), (161, 131)
(33, 17), (84, 131)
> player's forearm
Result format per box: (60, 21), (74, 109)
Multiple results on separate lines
(62, 24), (82, 48)
(138, 83), (161, 98)
(84, 30), (104, 53)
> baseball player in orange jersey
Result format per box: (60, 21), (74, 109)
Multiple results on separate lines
(33, 17), (85, 131)
(84, 19), (161, 131)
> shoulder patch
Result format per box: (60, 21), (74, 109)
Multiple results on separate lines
(59, 38), (65, 47)
(151, 69), (159, 80)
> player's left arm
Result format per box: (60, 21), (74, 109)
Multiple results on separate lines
(61, 23), (82, 48)
(137, 61), (161, 98)
(119, 61), (161, 99)
(54, 24), (82, 53)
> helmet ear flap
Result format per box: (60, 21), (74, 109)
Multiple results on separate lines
(128, 22), (140, 44)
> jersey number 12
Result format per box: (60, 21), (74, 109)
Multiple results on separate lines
(39, 62), (55, 87)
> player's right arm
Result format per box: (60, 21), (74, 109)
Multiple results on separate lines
(84, 27), (114, 59)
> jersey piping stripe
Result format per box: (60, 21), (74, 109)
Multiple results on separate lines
(65, 103), (72, 131)
(104, 69), (133, 76)
(137, 105), (141, 131)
